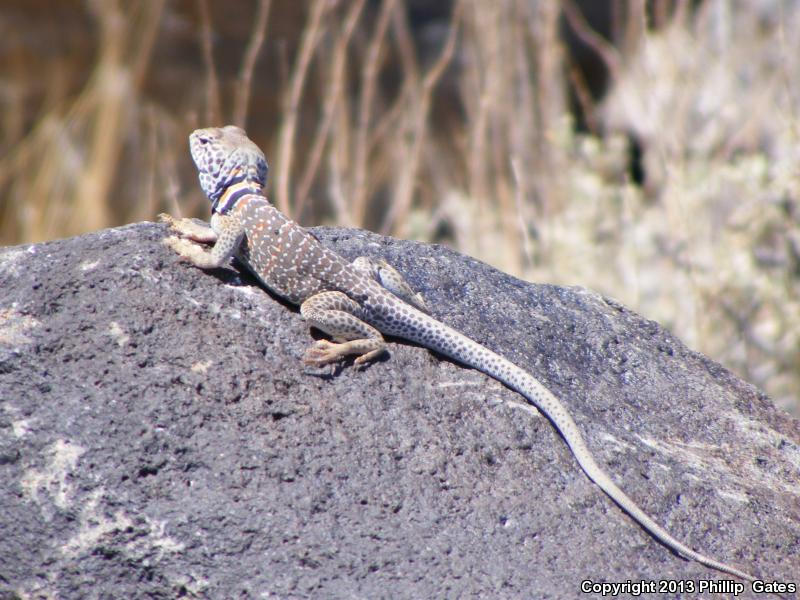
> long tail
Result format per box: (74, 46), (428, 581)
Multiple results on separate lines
(395, 309), (756, 581)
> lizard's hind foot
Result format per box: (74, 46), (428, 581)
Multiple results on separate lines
(303, 339), (385, 370)
(300, 291), (388, 369)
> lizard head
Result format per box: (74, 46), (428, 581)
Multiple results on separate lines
(189, 126), (268, 210)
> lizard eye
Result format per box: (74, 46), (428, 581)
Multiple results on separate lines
(197, 136), (210, 145)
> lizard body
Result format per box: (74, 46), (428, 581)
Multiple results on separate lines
(161, 125), (756, 582)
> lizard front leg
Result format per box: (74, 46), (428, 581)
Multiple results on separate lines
(300, 291), (387, 368)
(161, 213), (244, 270)
(158, 213), (219, 243)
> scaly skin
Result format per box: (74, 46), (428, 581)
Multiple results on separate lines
(161, 125), (758, 582)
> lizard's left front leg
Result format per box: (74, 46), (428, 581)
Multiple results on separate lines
(161, 213), (244, 270)
(300, 291), (386, 368)
(159, 213), (219, 243)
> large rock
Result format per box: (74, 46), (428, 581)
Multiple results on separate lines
(1, 222), (797, 599)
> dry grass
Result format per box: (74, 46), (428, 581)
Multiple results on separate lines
(0, 0), (167, 241)
(0, 0), (797, 415)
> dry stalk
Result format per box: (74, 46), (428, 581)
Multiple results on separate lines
(351, 0), (395, 226)
(390, 0), (419, 86)
(462, 2), (492, 246)
(69, 0), (164, 236)
(510, 158), (534, 267)
(69, 0), (126, 235)
(620, 0), (646, 56)
(129, 0), (165, 88)
(365, 88), (405, 159)
(561, 0), (622, 82)
(487, 6), (520, 270)
(275, 0), (328, 215)
(380, 0), (461, 237)
(326, 101), (350, 225)
(27, 116), (77, 241)
(142, 107), (159, 220)
(527, 0), (567, 220)
(294, 0), (366, 222)
(566, 57), (599, 132)
(153, 116), (184, 218)
(233, 0), (271, 128)
(197, 0), (222, 124)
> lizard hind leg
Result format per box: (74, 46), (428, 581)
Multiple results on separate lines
(300, 291), (387, 368)
(352, 256), (428, 312)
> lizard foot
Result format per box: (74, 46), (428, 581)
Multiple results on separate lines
(158, 212), (177, 227)
(303, 340), (347, 367)
(159, 213), (218, 242)
(162, 235), (197, 258)
(303, 339), (384, 370)
(162, 235), (219, 268)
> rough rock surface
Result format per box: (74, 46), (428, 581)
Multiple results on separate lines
(0, 222), (798, 600)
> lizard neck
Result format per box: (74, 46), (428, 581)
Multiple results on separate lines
(213, 177), (263, 214)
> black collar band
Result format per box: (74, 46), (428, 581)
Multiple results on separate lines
(212, 179), (262, 214)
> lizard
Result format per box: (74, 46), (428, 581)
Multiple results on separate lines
(159, 124), (757, 582)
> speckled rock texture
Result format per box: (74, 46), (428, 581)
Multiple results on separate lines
(0, 222), (797, 599)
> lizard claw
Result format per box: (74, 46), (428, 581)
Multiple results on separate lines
(162, 235), (199, 262)
(163, 235), (185, 250)
(157, 212), (173, 224)
(159, 214), (219, 243)
(352, 348), (384, 369)
(303, 339), (344, 367)
(303, 339), (384, 369)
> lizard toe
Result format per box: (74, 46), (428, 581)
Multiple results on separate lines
(303, 340), (343, 366)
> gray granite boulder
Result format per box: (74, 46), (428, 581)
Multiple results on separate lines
(0, 222), (797, 599)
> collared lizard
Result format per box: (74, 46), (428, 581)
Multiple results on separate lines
(159, 125), (757, 582)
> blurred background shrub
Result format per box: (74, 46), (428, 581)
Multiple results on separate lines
(0, 0), (797, 415)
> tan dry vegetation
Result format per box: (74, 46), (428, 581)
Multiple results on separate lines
(0, 0), (797, 415)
